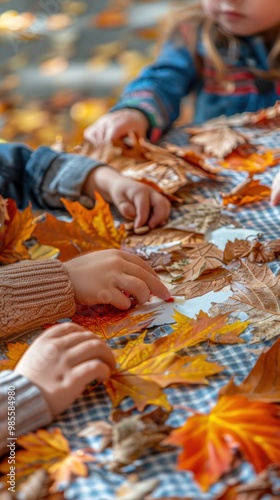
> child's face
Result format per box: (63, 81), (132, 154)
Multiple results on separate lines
(201, 0), (280, 36)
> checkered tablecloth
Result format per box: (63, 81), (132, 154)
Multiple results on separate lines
(27, 127), (280, 499)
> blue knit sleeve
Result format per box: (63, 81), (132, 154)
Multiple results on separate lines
(0, 143), (105, 209)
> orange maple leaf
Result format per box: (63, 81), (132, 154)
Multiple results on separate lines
(62, 193), (126, 247)
(0, 428), (95, 490)
(33, 192), (126, 261)
(0, 198), (34, 264)
(167, 395), (280, 491)
(222, 179), (271, 206)
(71, 304), (156, 340)
(222, 151), (276, 174)
(105, 330), (224, 411)
(0, 342), (29, 371)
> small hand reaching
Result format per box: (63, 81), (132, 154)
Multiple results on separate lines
(84, 109), (149, 147)
(64, 249), (171, 310)
(15, 323), (115, 416)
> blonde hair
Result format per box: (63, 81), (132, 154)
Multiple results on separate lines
(162, 1), (280, 81)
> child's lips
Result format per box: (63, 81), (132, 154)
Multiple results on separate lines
(220, 10), (245, 20)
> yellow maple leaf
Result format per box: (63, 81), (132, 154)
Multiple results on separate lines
(171, 310), (248, 347)
(62, 192), (126, 247)
(105, 330), (224, 411)
(0, 198), (34, 264)
(0, 428), (95, 490)
(0, 342), (29, 371)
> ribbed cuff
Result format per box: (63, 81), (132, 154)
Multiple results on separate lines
(0, 260), (76, 340)
(0, 370), (52, 456)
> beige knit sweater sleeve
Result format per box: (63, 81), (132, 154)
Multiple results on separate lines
(0, 259), (76, 341)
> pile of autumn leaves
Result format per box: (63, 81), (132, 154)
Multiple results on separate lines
(2, 104), (280, 497)
(1, 183), (280, 498)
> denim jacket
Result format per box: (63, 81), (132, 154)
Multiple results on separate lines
(0, 143), (103, 209)
(112, 31), (280, 141)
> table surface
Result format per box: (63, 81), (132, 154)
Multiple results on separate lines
(3, 123), (280, 500)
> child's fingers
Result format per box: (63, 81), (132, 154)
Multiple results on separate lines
(43, 322), (86, 339)
(61, 330), (93, 348)
(67, 339), (115, 371)
(121, 251), (160, 278)
(109, 289), (133, 310)
(71, 359), (112, 384)
(148, 193), (171, 228)
(120, 262), (171, 300)
(133, 190), (151, 228)
(117, 199), (136, 220)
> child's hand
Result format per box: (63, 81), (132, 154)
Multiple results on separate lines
(64, 249), (171, 309)
(270, 170), (280, 206)
(84, 109), (149, 146)
(83, 166), (171, 228)
(15, 323), (115, 416)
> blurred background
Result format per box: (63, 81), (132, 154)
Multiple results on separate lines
(0, 0), (192, 149)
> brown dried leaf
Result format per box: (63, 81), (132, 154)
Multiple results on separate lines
(216, 464), (280, 499)
(210, 259), (280, 341)
(171, 268), (231, 299)
(116, 477), (159, 500)
(79, 408), (172, 472)
(165, 202), (233, 234)
(165, 143), (221, 174)
(250, 317), (280, 343)
(223, 237), (280, 264)
(220, 337), (280, 402)
(122, 160), (188, 195)
(187, 126), (247, 158)
(77, 136), (221, 197)
(15, 469), (65, 499)
(125, 228), (204, 248)
(170, 242), (223, 281)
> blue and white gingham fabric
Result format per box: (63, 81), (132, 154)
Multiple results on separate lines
(8, 126), (280, 499)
